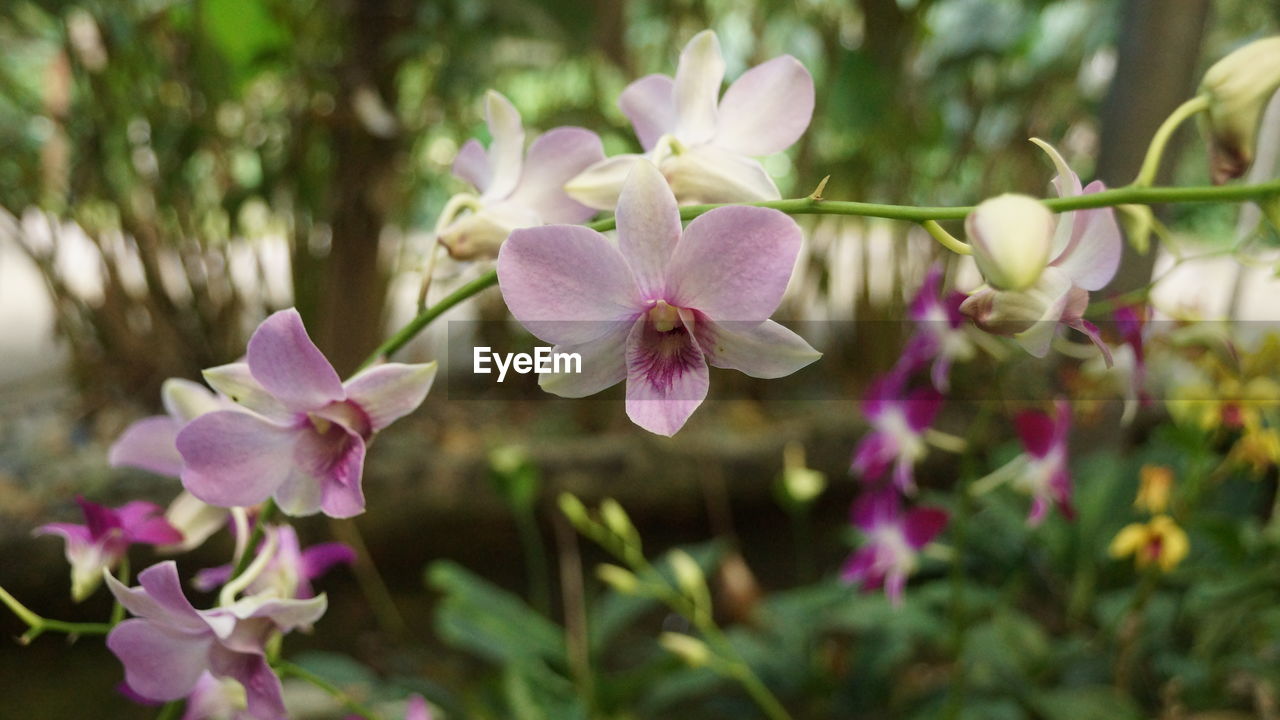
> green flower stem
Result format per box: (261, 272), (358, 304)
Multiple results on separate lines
(275, 660), (385, 720)
(922, 220), (972, 255)
(366, 176), (1280, 364)
(1134, 94), (1211, 188)
(0, 584), (112, 641)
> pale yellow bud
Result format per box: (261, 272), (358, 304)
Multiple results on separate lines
(1199, 36), (1280, 183)
(659, 632), (712, 668)
(966, 194), (1055, 291)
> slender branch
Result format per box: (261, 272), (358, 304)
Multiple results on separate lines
(367, 177), (1280, 364)
(1134, 95), (1211, 188)
(0, 584), (112, 640)
(275, 660), (384, 720)
(922, 220), (972, 255)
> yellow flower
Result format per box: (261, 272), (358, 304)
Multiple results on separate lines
(1231, 426), (1280, 475)
(1135, 465), (1174, 514)
(1109, 515), (1189, 572)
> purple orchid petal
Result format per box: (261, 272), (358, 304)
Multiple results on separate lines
(1015, 410), (1056, 459)
(892, 457), (918, 495)
(903, 387), (943, 433)
(839, 547), (877, 585)
(850, 431), (892, 482)
(860, 368), (910, 418)
(538, 324), (631, 398)
(406, 694), (433, 720)
(108, 619), (213, 702)
(192, 564), (233, 593)
(105, 562), (206, 631)
(301, 542), (357, 582)
(117, 502), (184, 546)
(207, 649), (286, 720)
(227, 594), (328, 632)
(564, 154), (645, 211)
(109, 416), (184, 477)
(883, 568), (908, 606)
(699, 319), (820, 378)
(178, 411), (297, 509)
(903, 508), (948, 548)
(1052, 182), (1122, 292)
(618, 74), (677, 151)
(497, 224), (642, 345)
(673, 30), (724, 145)
(452, 138), (491, 192)
(342, 363), (438, 433)
(850, 489), (900, 532)
(930, 354), (954, 394)
(715, 55), (814, 156)
(33, 522), (92, 546)
(662, 146), (781, 203)
(78, 496), (122, 540)
(615, 160), (682, 297)
(624, 313), (709, 436)
(288, 424), (367, 519)
(666, 206), (802, 322)
(246, 309), (345, 413)
(506, 127), (605, 224)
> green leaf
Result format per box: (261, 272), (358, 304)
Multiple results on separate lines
(1029, 686), (1142, 720)
(426, 560), (565, 666)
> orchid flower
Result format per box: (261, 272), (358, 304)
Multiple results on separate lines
(176, 308), (437, 518)
(1011, 400), (1074, 526)
(497, 160), (820, 436)
(960, 140), (1122, 364)
(566, 30), (814, 209)
(109, 379), (231, 552)
(105, 561), (327, 720)
(35, 497), (182, 602)
(840, 488), (947, 606)
(194, 525), (354, 602)
(440, 90), (604, 259)
(849, 369), (943, 494)
(900, 265), (975, 392)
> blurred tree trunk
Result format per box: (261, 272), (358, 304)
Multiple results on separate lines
(1097, 0), (1211, 294)
(311, 0), (407, 376)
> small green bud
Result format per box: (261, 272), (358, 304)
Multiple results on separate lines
(596, 564), (640, 595)
(659, 632), (712, 668)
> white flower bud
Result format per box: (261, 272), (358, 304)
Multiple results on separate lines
(1199, 36), (1280, 184)
(966, 194), (1055, 291)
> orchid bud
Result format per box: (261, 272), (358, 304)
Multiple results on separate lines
(596, 563), (640, 595)
(659, 632), (712, 668)
(1199, 36), (1280, 184)
(966, 194), (1055, 291)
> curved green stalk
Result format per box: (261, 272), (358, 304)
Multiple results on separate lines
(0, 584), (113, 641)
(1134, 95), (1211, 188)
(275, 660), (385, 720)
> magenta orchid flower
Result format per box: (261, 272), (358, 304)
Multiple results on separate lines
(1012, 400), (1074, 526)
(175, 309), (436, 518)
(960, 140), (1122, 364)
(441, 90), (604, 259)
(900, 265), (975, 392)
(105, 561), (326, 720)
(194, 525), (354, 602)
(849, 369), (943, 494)
(566, 30), (814, 209)
(35, 497), (182, 602)
(497, 160), (820, 436)
(840, 489), (947, 606)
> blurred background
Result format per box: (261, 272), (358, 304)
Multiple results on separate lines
(2, 0), (1280, 718)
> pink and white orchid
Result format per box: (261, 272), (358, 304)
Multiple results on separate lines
(1012, 400), (1074, 526)
(850, 369), (943, 494)
(193, 525), (354, 602)
(840, 489), (947, 606)
(105, 561), (327, 720)
(960, 140), (1122, 364)
(497, 160), (820, 436)
(566, 30), (814, 209)
(440, 90), (604, 259)
(176, 308), (437, 518)
(900, 266), (975, 392)
(35, 497), (182, 602)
